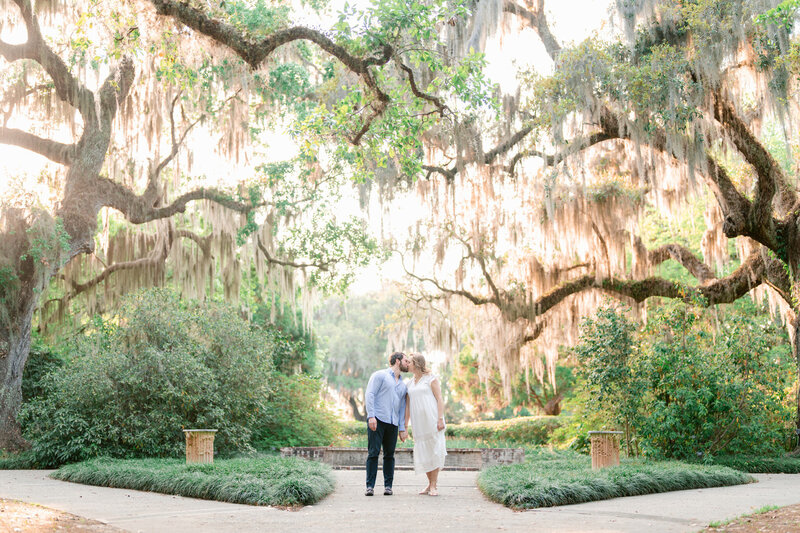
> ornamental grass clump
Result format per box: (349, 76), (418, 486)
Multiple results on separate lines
(477, 449), (752, 509)
(52, 455), (335, 507)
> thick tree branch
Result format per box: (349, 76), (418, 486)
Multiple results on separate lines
(713, 88), (794, 221)
(451, 232), (502, 303)
(506, 131), (614, 175)
(647, 243), (715, 282)
(3, 0), (98, 124)
(396, 250), (494, 306)
(97, 175), (262, 224)
(397, 62), (448, 116)
(149, 0), (392, 145)
(502, 0), (561, 60)
(483, 125), (534, 165)
(56, 228), (211, 303)
(0, 127), (76, 165)
(256, 235), (330, 271)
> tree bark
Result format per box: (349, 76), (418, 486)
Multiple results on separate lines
(347, 393), (367, 422)
(793, 316), (800, 454)
(0, 287), (35, 451)
(542, 394), (562, 416)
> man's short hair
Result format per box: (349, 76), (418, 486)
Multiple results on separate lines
(389, 352), (405, 366)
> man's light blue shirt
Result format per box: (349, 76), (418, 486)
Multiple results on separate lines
(365, 368), (407, 431)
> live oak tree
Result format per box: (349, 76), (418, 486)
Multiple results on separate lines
(398, 0), (800, 426)
(0, 0), (489, 450)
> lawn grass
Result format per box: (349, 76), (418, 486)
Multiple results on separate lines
(708, 504), (779, 528)
(477, 449), (753, 509)
(51, 455), (335, 507)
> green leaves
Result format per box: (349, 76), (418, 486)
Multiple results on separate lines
(574, 301), (794, 461)
(18, 289), (289, 466)
(224, 0), (291, 37)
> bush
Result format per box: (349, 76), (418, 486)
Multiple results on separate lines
(477, 449), (752, 509)
(709, 456), (800, 473)
(339, 420), (365, 437)
(572, 301), (794, 460)
(20, 289), (274, 467)
(253, 373), (341, 449)
(446, 416), (564, 445)
(52, 455), (335, 506)
(22, 335), (65, 402)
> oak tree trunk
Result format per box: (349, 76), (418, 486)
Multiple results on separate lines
(0, 287), (36, 451)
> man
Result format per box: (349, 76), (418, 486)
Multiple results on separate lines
(364, 351), (409, 496)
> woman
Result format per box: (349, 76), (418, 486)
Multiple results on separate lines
(404, 353), (447, 496)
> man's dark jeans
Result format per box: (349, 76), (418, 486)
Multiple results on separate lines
(366, 419), (398, 489)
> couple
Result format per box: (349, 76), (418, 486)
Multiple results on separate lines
(364, 351), (447, 497)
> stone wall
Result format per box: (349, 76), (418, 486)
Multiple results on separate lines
(281, 447), (524, 470)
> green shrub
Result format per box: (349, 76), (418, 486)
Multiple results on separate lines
(446, 416), (564, 445)
(477, 449), (752, 509)
(253, 373), (341, 449)
(19, 289), (273, 467)
(572, 301), (793, 460)
(52, 455), (335, 506)
(340, 420), (365, 437)
(22, 335), (65, 402)
(709, 455), (800, 473)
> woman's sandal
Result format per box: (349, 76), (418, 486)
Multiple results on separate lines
(418, 487), (430, 495)
(428, 488), (439, 497)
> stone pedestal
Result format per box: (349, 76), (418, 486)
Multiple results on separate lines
(184, 429), (217, 464)
(588, 430), (623, 470)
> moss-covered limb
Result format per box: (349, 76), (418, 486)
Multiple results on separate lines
(647, 244), (714, 282)
(0, 128), (76, 165)
(712, 87), (794, 220)
(502, 0), (561, 60)
(51, 456), (335, 507)
(148, 0), (391, 145)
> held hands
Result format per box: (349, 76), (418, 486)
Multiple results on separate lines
(399, 430), (408, 442)
(437, 418), (445, 431)
(368, 417), (377, 431)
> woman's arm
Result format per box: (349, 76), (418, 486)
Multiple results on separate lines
(404, 393), (411, 430)
(431, 377), (445, 431)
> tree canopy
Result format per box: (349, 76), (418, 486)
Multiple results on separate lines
(0, 0), (492, 449)
(2, 0), (799, 450)
(392, 0), (799, 429)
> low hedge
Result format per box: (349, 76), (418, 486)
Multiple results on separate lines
(478, 449), (753, 509)
(446, 416), (564, 446)
(339, 416), (565, 447)
(51, 455), (335, 507)
(709, 455), (800, 473)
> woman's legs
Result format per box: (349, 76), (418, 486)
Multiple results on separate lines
(428, 468), (440, 496)
(420, 471), (433, 494)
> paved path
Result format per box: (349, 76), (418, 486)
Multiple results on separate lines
(2, 469), (800, 532)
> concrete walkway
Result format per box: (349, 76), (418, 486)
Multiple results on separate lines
(2, 469), (800, 532)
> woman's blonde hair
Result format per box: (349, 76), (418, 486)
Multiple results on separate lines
(410, 353), (431, 374)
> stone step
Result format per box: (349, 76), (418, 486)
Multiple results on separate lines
(280, 447), (524, 471)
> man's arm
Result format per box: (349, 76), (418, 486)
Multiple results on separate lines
(398, 388), (407, 433)
(365, 372), (379, 427)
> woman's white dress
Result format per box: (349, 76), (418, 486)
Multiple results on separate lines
(407, 373), (447, 474)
